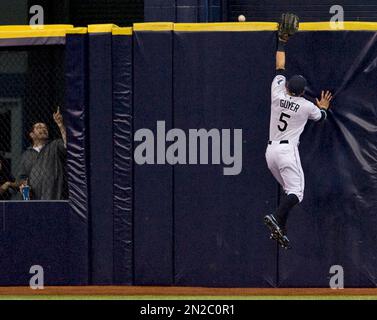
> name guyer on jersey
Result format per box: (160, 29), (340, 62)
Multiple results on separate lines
(280, 99), (300, 112)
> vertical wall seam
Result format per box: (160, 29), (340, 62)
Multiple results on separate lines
(172, 27), (176, 285)
(131, 34), (136, 285)
(111, 33), (115, 285)
(86, 34), (93, 285)
(276, 183), (280, 287)
(2, 201), (4, 232)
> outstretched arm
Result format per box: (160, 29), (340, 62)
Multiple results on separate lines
(276, 40), (286, 71)
(275, 13), (299, 71)
(271, 14), (299, 97)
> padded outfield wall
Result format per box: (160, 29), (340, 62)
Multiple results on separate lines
(0, 22), (376, 287)
(131, 21), (377, 288)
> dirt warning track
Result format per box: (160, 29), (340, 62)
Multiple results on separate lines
(0, 287), (375, 297)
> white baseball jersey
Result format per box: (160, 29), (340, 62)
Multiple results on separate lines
(266, 73), (322, 202)
(269, 74), (322, 144)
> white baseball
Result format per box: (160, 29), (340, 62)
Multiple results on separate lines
(238, 15), (246, 22)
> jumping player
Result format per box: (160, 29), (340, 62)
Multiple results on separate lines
(264, 13), (333, 249)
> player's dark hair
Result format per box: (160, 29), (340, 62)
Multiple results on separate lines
(287, 75), (307, 96)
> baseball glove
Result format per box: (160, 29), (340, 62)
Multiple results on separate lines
(278, 13), (299, 42)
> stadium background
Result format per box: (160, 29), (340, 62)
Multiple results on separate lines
(0, 0), (376, 298)
(4, 1), (377, 25)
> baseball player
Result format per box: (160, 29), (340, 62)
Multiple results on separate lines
(264, 13), (333, 249)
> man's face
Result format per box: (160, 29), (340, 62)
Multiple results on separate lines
(30, 123), (49, 142)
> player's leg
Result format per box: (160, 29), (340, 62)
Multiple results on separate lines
(265, 146), (287, 231)
(265, 145), (285, 187)
(275, 193), (299, 231)
(277, 146), (304, 230)
(293, 146), (305, 194)
(264, 145), (292, 248)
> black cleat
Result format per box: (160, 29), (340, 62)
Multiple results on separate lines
(264, 214), (282, 235)
(278, 234), (290, 250)
(264, 214), (291, 249)
(268, 232), (290, 249)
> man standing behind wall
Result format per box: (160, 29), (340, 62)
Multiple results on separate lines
(18, 107), (67, 200)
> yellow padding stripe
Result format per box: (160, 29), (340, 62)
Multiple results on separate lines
(174, 22), (278, 31)
(300, 21), (377, 30)
(134, 21), (377, 32)
(133, 22), (174, 31)
(112, 27), (133, 36)
(0, 25), (73, 31)
(88, 24), (118, 33)
(66, 27), (88, 34)
(0, 25), (77, 39)
(0, 21), (375, 39)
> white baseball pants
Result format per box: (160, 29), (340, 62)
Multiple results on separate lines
(265, 141), (304, 202)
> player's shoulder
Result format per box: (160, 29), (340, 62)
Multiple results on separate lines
(273, 74), (286, 83)
(272, 75), (287, 93)
(272, 69), (286, 82)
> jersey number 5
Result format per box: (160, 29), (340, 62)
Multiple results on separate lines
(278, 112), (291, 132)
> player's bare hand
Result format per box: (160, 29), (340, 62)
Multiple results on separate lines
(53, 106), (64, 127)
(316, 90), (332, 110)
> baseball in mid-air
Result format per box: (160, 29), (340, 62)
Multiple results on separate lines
(238, 15), (246, 22)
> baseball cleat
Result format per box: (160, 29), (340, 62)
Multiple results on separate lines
(278, 235), (290, 250)
(264, 214), (291, 249)
(273, 231), (290, 249)
(264, 214), (283, 235)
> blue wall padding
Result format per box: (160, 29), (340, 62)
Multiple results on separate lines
(88, 33), (114, 284)
(0, 202), (6, 284)
(133, 31), (174, 285)
(173, 31), (278, 287)
(278, 31), (377, 287)
(132, 29), (377, 287)
(4, 26), (377, 288)
(65, 34), (89, 220)
(112, 34), (133, 285)
(67, 207), (89, 284)
(0, 202), (87, 285)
